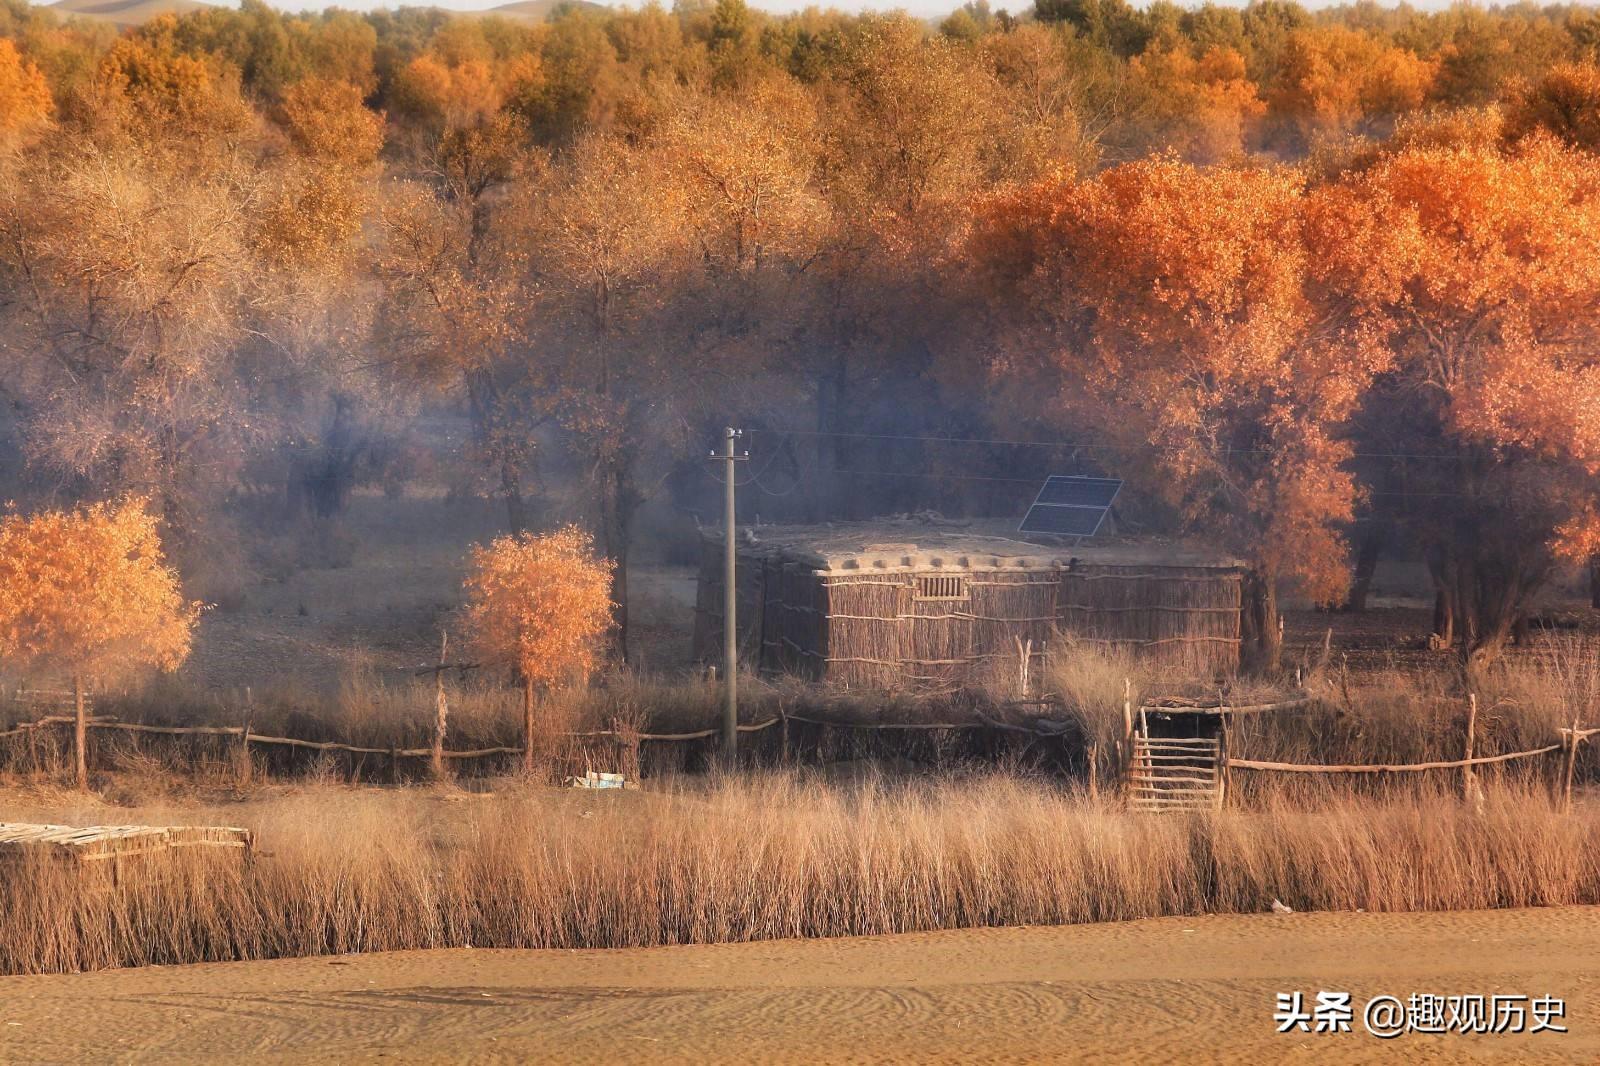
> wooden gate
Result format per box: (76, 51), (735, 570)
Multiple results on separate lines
(1127, 725), (1224, 812)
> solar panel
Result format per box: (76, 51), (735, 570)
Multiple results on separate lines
(1033, 476), (1122, 508)
(1019, 476), (1123, 538)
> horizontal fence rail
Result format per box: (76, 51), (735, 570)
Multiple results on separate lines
(1227, 745), (1563, 773)
(0, 709), (1074, 766)
(5, 687), (1595, 811)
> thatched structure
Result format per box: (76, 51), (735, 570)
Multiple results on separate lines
(693, 520), (1251, 688)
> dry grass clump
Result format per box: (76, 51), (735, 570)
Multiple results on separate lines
(3, 774), (1598, 976)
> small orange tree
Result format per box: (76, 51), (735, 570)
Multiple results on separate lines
(462, 526), (614, 773)
(0, 498), (198, 788)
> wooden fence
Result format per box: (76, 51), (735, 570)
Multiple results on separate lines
(6, 687), (1596, 809)
(0, 701), (1080, 789)
(1216, 694), (1593, 811)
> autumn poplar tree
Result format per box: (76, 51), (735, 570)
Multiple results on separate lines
(1307, 133), (1600, 665)
(0, 32), (261, 548)
(966, 158), (1371, 668)
(462, 526), (614, 774)
(0, 499), (199, 789)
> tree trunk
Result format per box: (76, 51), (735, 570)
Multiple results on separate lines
(1343, 522), (1385, 612)
(598, 456), (640, 663)
(522, 673), (535, 776)
(73, 674), (87, 792)
(1591, 555), (1600, 610)
(465, 368), (530, 536)
(297, 393), (363, 520)
(500, 459), (528, 536)
(1432, 589), (1454, 648)
(1426, 548), (1454, 649)
(1240, 570), (1281, 674)
(1452, 552), (1546, 671)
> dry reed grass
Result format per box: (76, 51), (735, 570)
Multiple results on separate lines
(3, 774), (1598, 976)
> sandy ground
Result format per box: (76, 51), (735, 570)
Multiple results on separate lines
(3, 908), (1599, 1064)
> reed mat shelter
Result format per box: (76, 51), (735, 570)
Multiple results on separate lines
(692, 519), (1254, 688)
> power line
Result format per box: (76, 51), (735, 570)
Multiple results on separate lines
(832, 467), (1050, 485)
(829, 466), (1483, 498)
(755, 426), (1473, 463)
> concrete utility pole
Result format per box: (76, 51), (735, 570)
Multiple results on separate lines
(711, 427), (747, 765)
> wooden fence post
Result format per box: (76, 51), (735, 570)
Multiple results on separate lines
(432, 631), (449, 782)
(1563, 716), (1581, 814)
(1462, 693), (1477, 802)
(523, 675), (536, 776)
(73, 674), (87, 792)
(1087, 741), (1099, 801)
(1121, 677), (1133, 801)
(238, 687), (253, 788)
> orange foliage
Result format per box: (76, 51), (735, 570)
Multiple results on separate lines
(258, 78), (384, 269)
(970, 159), (1362, 602)
(91, 25), (252, 141)
(275, 77), (383, 167)
(1271, 26), (1436, 143)
(389, 53), (515, 129)
(1308, 135), (1600, 562)
(0, 498), (198, 681)
(462, 526), (615, 690)
(0, 39), (51, 146)
(1128, 45), (1264, 161)
(1504, 61), (1600, 152)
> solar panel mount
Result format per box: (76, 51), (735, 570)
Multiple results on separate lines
(1019, 476), (1122, 539)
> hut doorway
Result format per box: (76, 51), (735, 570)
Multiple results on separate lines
(1127, 706), (1227, 812)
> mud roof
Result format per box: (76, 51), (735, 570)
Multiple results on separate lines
(717, 517), (1246, 575)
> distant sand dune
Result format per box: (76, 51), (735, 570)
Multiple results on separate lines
(48, 0), (215, 26)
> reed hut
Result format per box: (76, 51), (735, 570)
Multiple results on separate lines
(692, 520), (1251, 688)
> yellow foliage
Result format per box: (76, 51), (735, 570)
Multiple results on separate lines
(968, 160), (1363, 602)
(1505, 61), (1600, 152)
(462, 526), (614, 690)
(92, 33), (252, 142)
(1128, 45), (1264, 161)
(0, 498), (199, 681)
(0, 39), (51, 146)
(276, 77), (384, 167)
(1271, 27), (1436, 143)
(389, 53), (507, 128)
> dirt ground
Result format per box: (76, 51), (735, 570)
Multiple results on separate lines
(3, 907), (1598, 1064)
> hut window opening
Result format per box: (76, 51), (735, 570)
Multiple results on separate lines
(915, 575), (969, 601)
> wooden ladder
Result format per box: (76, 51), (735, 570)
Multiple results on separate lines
(1127, 734), (1224, 812)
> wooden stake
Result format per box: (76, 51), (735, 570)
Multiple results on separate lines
(1462, 693), (1477, 802)
(1122, 677), (1133, 741)
(523, 674), (536, 776)
(1122, 677), (1134, 803)
(432, 631), (449, 782)
(1563, 715), (1581, 814)
(73, 674), (87, 792)
(238, 686), (253, 788)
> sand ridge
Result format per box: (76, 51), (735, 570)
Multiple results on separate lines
(3, 907), (1599, 1063)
